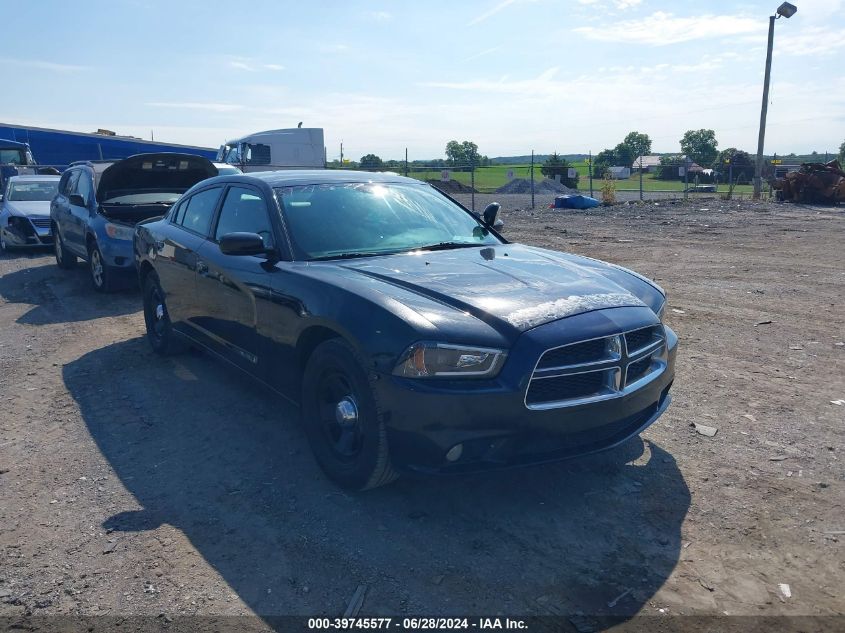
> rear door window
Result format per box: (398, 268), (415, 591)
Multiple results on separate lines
(178, 187), (222, 236)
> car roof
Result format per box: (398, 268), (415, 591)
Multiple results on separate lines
(7, 175), (61, 182)
(218, 169), (422, 188)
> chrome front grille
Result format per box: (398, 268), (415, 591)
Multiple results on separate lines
(28, 217), (51, 229)
(526, 325), (667, 410)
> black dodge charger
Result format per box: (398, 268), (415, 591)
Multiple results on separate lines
(134, 170), (677, 490)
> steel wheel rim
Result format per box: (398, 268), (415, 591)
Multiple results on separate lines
(316, 371), (363, 461)
(90, 249), (103, 286)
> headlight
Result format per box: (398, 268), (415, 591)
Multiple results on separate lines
(393, 342), (506, 379)
(105, 222), (134, 241)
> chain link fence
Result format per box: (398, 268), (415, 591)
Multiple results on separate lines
(315, 152), (775, 211)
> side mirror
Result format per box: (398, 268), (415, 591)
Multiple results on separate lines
(219, 232), (268, 256)
(482, 202), (500, 227)
(68, 193), (86, 207)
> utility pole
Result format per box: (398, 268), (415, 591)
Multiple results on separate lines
(405, 147), (408, 176)
(753, 15), (775, 199)
(588, 151), (593, 198)
(340, 141), (343, 166)
(754, 3), (797, 198)
(639, 156), (643, 201)
(530, 150), (535, 210)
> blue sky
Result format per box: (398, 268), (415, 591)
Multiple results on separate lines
(4, 0), (844, 160)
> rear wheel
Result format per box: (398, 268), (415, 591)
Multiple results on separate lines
(88, 241), (113, 292)
(302, 339), (398, 491)
(143, 272), (188, 355)
(53, 228), (77, 269)
(0, 229), (10, 255)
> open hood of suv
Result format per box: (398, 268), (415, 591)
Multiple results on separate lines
(96, 153), (217, 202)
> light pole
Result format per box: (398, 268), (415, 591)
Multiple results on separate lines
(753, 2), (797, 199)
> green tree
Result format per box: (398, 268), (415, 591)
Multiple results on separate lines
(714, 148), (754, 184)
(461, 141), (480, 167)
(656, 154), (684, 181)
(680, 129), (718, 166)
(541, 153), (579, 189)
(445, 140), (480, 168)
(838, 140), (845, 163)
(445, 140), (464, 166)
(613, 143), (634, 168)
(359, 154), (383, 169)
(592, 148), (617, 179)
(622, 131), (652, 160)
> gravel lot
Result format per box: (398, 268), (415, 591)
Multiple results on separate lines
(1, 198), (843, 630)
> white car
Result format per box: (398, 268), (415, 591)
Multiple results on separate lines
(0, 175), (60, 252)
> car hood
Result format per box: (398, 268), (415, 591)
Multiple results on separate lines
(337, 243), (664, 333)
(97, 153), (217, 202)
(3, 200), (51, 217)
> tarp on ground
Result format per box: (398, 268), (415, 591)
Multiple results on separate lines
(553, 194), (600, 209)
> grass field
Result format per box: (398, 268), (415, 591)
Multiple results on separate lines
(405, 163), (756, 195)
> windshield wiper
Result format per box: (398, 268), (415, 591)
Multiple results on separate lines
(414, 242), (483, 252)
(309, 251), (398, 261)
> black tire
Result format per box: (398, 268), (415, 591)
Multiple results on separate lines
(0, 229), (11, 255)
(302, 338), (398, 491)
(142, 272), (188, 356)
(87, 241), (114, 292)
(53, 227), (77, 269)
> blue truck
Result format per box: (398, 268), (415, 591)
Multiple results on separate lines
(1, 123), (217, 200)
(0, 122), (215, 169)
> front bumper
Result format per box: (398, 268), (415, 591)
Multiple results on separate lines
(96, 233), (136, 270)
(2, 217), (53, 247)
(377, 307), (678, 473)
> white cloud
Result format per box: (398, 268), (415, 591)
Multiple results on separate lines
(776, 25), (845, 56)
(575, 11), (759, 45)
(1, 58), (90, 73)
(462, 46), (501, 62)
(370, 10), (392, 21)
(226, 58), (285, 72)
(146, 102), (245, 113)
(468, 0), (538, 26)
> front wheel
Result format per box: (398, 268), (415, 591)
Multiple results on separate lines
(88, 241), (114, 292)
(301, 339), (398, 491)
(53, 228), (77, 269)
(142, 272), (188, 355)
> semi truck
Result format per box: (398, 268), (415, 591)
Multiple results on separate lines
(216, 128), (325, 171)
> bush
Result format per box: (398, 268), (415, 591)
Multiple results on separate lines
(541, 153), (579, 189)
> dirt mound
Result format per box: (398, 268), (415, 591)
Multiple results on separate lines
(426, 179), (477, 193)
(495, 178), (576, 194)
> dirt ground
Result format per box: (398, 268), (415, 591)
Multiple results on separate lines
(1, 197), (843, 631)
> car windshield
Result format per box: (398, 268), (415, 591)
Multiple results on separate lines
(275, 182), (502, 260)
(0, 148), (26, 165)
(8, 181), (58, 201)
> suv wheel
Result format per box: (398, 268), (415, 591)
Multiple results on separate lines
(88, 241), (113, 292)
(53, 228), (77, 269)
(302, 338), (398, 491)
(143, 272), (188, 355)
